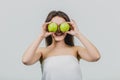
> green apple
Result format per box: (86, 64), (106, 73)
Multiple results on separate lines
(48, 22), (58, 32)
(60, 22), (70, 32)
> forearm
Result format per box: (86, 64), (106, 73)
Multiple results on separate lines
(22, 34), (44, 62)
(67, 19), (100, 61)
(75, 32), (100, 58)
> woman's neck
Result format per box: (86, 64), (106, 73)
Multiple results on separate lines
(51, 40), (68, 48)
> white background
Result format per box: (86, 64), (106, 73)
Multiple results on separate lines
(0, 0), (120, 80)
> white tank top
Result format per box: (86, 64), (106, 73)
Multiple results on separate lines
(41, 55), (82, 80)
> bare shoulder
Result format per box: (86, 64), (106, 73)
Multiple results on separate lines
(72, 46), (83, 60)
(38, 47), (47, 63)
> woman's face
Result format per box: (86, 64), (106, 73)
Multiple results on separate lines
(50, 16), (67, 41)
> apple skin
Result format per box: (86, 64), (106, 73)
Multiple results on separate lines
(48, 22), (58, 32)
(60, 22), (70, 32)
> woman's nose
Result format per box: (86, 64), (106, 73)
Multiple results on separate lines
(57, 26), (61, 32)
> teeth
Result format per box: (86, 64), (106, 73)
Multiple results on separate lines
(55, 32), (63, 36)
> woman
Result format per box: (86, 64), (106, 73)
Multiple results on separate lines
(22, 10), (101, 80)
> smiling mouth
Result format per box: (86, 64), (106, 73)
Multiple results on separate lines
(55, 32), (64, 36)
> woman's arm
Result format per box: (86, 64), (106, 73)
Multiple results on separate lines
(22, 22), (53, 65)
(22, 34), (44, 65)
(67, 20), (101, 62)
(75, 32), (101, 62)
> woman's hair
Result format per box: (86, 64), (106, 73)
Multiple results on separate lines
(45, 10), (74, 46)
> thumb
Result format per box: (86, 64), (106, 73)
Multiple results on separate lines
(48, 32), (54, 35)
(66, 31), (71, 34)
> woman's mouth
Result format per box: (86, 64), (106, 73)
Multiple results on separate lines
(55, 32), (64, 36)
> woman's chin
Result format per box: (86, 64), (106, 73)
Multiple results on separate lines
(54, 36), (65, 41)
(52, 32), (66, 41)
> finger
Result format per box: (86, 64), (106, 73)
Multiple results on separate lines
(43, 22), (52, 28)
(71, 19), (77, 27)
(43, 22), (51, 30)
(49, 31), (54, 34)
(43, 22), (50, 28)
(42, 23), (47, 29)
(47, 32), (54, 36)
(67, 21), (75, 27)
(66, 22), (74, 29)
(70, 19), (77, 25)
(66, 20), (72, 23)
(45, 22), (51, 25)
(66, 31), (71, 34)
(66, 22), (72, 25)
(71, 19), (75, 23)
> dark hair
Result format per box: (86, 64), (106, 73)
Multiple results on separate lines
(45, 10), (74, 46)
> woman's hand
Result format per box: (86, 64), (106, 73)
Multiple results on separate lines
(40, 22), (53, 38)
(66, 19), (80, 37)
